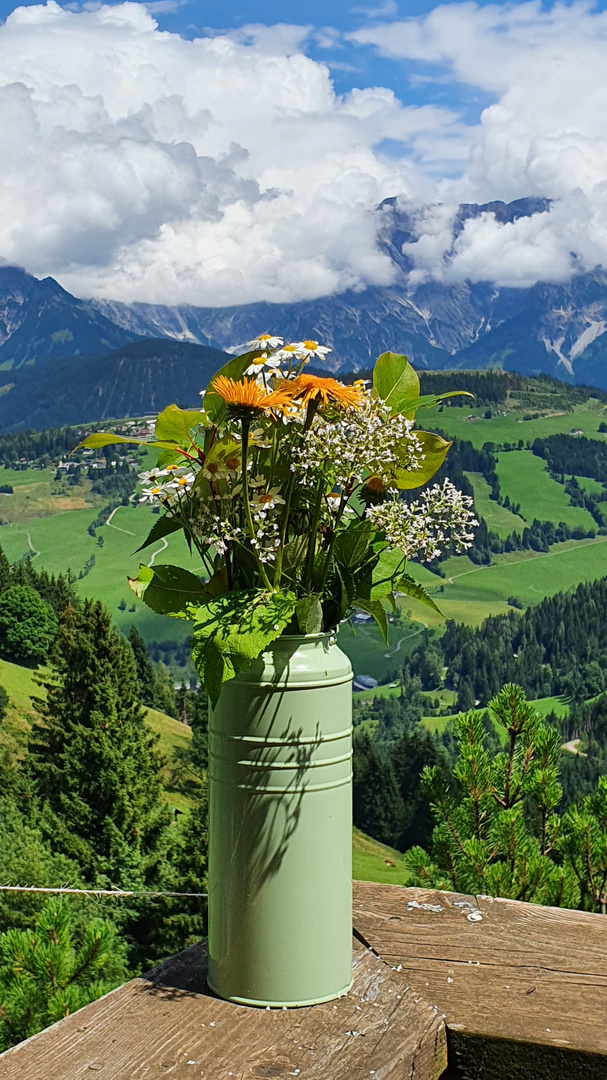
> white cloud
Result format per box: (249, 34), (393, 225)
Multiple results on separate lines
(0, 1), (463, 305)
(349, 1), (607, 288)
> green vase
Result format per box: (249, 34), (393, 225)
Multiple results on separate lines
(207, 632), (353, 1007)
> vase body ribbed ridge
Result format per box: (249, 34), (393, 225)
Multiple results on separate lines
(207, 632), (353, 1007)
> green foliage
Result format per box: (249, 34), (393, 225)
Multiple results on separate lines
(128, 563), (208, 615)
(0, 585), (58, 667)
(128, 624), (157, 707)
(0, 898), (129, 1052)
(404, 685), (580, 906)
(352, 731), (403, 847)
(28, 602), (173, 890)
(190, 588), (297, 706)
(560, 777), (607, 913)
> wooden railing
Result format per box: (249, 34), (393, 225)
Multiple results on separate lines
(2, 881), (607, 1080)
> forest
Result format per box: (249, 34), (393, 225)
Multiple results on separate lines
(0, 546), (208, 1051)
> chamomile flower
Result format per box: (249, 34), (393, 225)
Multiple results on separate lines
(275, 340), (332, 362)
(138, 468), (168, 485)
(251, 486), (286, 510)
(247, 334), (284, 351)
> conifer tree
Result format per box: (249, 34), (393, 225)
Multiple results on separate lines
(0, 585), (57, 666)
(0, 545), (10, 596)
(0, 898), (128, 1051)
(128, 624), (157, 707)
(352, 731), (403, 846)
(28, 601), (173, 887)
(405, 685), (579, 907)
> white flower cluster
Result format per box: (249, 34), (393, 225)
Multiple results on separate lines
(139, 465), (195, 505)
(245, 335), (332, 384)
(290, 393), (425, 489)
(365, 480), (478, 562)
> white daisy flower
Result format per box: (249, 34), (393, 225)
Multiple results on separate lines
(252, 486), (286, 510)
(138, 469), (168, 484)
(247, 334), (284, 351)
(275, 340), (332, 362)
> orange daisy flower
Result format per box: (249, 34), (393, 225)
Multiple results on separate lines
(211, 376), (294, 416)
(288, 374), (364, 410)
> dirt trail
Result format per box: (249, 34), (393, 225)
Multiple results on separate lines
(148, 537), (168, 567)
(26, 533), (40, 561)
(106, 506), (135, 537)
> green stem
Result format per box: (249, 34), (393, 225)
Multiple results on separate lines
(318, 491), (349, 594)
(241, 417), (272, 591)
(304, 478), (325, 592)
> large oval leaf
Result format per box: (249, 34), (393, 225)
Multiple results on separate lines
(391, 431), (452, 490)
(373, 352), (419, 414)
(128, 563), (208, 615)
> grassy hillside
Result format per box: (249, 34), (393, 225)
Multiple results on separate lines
(495, 451), (596, 528)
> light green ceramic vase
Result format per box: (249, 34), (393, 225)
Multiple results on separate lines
(207, 632), (353, 1007)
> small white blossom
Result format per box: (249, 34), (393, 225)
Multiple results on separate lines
(365, 480), (478, 561)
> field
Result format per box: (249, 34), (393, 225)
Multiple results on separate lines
(466, 471), (525, 537)
(495, 451), (596, 528)
(417, 398), (607, 449)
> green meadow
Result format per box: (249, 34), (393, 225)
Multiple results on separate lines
(417, 398), (607, 449)
(495, 451), (596, 528)
(465, 471), (525, 537)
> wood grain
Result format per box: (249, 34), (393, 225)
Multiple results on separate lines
(0, 936), (447, 1080)
(353, 881), (607, 1079)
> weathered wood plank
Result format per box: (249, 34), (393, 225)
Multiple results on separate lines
(353, 881), (607, 1079)
(0, 936), (447, 1080)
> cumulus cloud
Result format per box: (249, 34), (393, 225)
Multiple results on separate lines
(0, 1), (464, 305)
(350, 1), (607, 288)
(5, 1), (607, 304)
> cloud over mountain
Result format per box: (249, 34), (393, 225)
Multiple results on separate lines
(2, 1), (607, 304)
(0, 1), (454, 305)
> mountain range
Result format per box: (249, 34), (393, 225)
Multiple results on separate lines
(4, 196), (607, 429)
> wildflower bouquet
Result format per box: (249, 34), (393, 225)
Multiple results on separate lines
(78, 338), (476, 705)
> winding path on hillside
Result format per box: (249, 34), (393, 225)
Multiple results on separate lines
(147, 537), (168, 568)
(384, 623), (427, 658)
(26, 532), (40, 561)
(105, 506), (135, 537)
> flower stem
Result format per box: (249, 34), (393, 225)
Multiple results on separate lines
(304, 478), (325, 591)
(241, 417), (272, 591)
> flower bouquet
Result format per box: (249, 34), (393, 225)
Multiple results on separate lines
(79, 337), (476, 705)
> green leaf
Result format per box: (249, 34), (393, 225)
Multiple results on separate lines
(390, 431), (452, 490)
(127, 563), (208, 615)
(333, 521), (373, 570)
(75, 431), (187, 453)
(352, 596), (389, 643)
(190, 589), (297, 706)
(76, 432), (150, 451)
(398, 390), (473, 420)
(202, 351), (260, 424)
(133, 516), (183, 554)
(395, 573), (443, 615)
(282, 535), (308, 574)
(296, 595), (323, 634)
(154, 404), (206, 444)
(373, 352), (419, 414)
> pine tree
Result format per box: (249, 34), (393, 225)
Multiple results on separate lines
(0, 545), (10, 595)
(405, 685), (579, 907)
(352, 731), (403, 846)
(0, 898), (129, 1051)
(128, 624), (157, 707)
(28, 601), (173, 887)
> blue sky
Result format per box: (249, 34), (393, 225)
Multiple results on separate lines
(0, 0), (607, 304)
